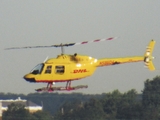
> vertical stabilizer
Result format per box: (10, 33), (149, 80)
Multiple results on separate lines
(144, 40), (156, 71)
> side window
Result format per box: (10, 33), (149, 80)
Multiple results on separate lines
(55, 66), (65, 74)
(45, 65), (52, 74)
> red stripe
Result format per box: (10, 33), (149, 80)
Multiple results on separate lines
(81, 41), (88, 44)
(35, 78), (86, 83)
(94, 39), (100, 42)
(107, 37), (113, 40)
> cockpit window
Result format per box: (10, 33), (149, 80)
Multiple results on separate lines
(30, 63), (44, 74)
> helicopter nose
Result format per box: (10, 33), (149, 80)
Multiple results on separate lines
(23, 74), (36, 82)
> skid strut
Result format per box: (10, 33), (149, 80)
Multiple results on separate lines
(66, 81), (71, 90)
(35, 81), (88, 92)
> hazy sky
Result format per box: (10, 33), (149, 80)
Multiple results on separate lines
(0, 0), (160, 94)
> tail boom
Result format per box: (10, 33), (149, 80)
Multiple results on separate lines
(97, 56), (144, 67)
(96, 40), (155, 71)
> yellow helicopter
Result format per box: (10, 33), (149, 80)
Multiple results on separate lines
(5, 37), (155, 92)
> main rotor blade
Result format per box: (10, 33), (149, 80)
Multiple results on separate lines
(5, 37), (117, 50)
(73, 37), (117, 46)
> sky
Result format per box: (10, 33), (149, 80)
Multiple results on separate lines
(0, 0), (160, 95)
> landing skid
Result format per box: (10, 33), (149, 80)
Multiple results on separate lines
(35, 85), (88, 92)
(35, 81), (88, 92)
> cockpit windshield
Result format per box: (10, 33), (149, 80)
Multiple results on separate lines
(30, 63), (44, 74)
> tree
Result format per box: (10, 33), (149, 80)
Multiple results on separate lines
(142, 76), (160, 119)
(54, 98), (106, 120)
(2, 103), (34, 120)
(2, 103), (53, 120)
(78, 98), (106, 120)
(101, 90), (123, 119)
(32, 110), (53, 120)
(116, 89), (142, 119)
(101, 89), (142, 119)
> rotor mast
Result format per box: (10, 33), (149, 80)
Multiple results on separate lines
(60, 43), (64, 55)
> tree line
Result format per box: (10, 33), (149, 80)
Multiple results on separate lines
(52, 76), (160, 119)
(1, 76), (160, 120)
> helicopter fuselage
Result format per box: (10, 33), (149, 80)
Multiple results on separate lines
(24, 54), (97, 83)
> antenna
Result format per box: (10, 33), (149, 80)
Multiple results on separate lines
(43, 56), (49, 63)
